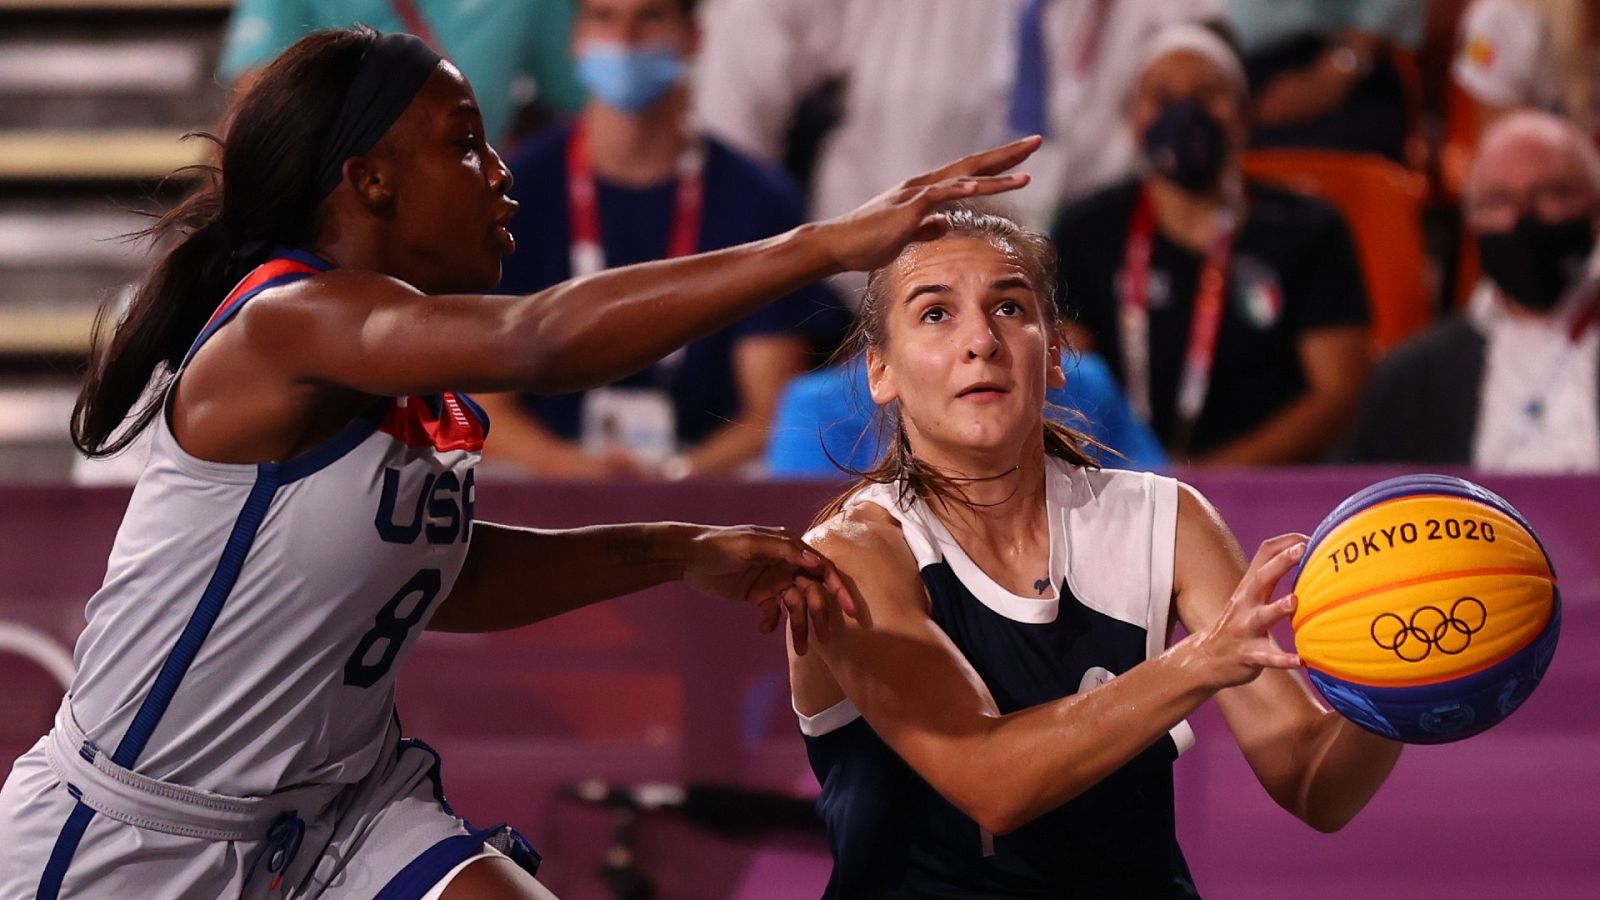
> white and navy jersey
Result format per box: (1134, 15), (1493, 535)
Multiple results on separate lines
(64, 250), (488, 797)
(800, 458), (1199, 899)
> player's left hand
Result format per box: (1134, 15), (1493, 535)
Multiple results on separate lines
(681, 524), (857, 655)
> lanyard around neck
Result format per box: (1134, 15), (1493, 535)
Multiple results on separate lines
(565, 123), (705, 278)
(1119, 187), (1236, 453)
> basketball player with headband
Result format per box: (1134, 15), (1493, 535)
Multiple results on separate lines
(0, 28), (1038, 900)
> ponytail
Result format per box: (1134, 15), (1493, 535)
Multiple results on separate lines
(73, 161), (243, 456)
(70, 26), (381, 457)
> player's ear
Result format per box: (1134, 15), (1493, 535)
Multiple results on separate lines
(343, 152), (397, 213)
(1046, 326), (1066, 390)
(867, 346), (897, 406)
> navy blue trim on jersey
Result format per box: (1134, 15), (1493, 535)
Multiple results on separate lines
(372, 828), (497, 900)
(273, 247), (335, 272)
(36, 800), (95, 900)
(178, 249), (334, 369)
(277, 398), (391, 484)
(111, 468), (281, 768)
(455, 391), (492, 438)
(398, 736), (456, 817)
(179, 271), (312, 369)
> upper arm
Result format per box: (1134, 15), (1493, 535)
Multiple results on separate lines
(804, 507), (1007, 782)
(1288, 204), (1369, 333)
(1288, 204), (1372, 396)
(241, 271), (550, 397)
(1172, 484), (1328, 798)
(1297, 327), (1371, 400)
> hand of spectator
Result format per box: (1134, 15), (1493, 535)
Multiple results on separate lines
(1252, 59), (1359, 128)
(809, 136), (1041, 272)
(680, 524), (858, 655)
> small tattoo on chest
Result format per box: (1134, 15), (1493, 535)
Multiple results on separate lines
(1034, 578), (1051, 595)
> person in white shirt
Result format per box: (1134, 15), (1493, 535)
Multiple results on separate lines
(1346, 110), (1600, 472)
(693, 0), (1222, 238)
(1452, 0), (1600, 138)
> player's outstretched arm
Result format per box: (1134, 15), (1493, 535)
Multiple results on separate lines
(799, 501), (1304, 836)
(247, 138), (1041, 399)
(1173, 484), (1402, 832)
(430, 521), (853, 653)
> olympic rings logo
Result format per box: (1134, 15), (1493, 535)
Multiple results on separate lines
(1370, 598), (1488, 662)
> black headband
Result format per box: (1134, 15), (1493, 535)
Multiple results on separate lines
(312, 32), (442, 201)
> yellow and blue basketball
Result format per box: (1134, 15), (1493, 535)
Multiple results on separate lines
(1291, 474), (1559, 744)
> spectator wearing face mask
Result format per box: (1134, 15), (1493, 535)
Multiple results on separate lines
(478, 0), (842, 480)
(1346, 111), (1600, 472)
(1053, 24), (1372, 465)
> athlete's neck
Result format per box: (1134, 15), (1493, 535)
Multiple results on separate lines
(910, 431), (1052, 558)
(582, 90), (692, 188)
(933, 455), (1053, 594)
(1147, 173), (1242, 253)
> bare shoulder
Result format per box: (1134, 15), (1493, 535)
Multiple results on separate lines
(229, 269), (426, 374)
(1176, 481), (1228, 535)
(237, 268), (418, 329)
(1173, 480), (1249, 594)
(806, 498), (916, 582)
(791, 497), (920, 714)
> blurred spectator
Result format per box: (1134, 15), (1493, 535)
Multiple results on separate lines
(766, 351), (1167, 477)
(478, 0), (839, 480)
(694, 0), (1223, 235)
(1346, 111), (1600, 471)
(219, 0), (585, 144)
(1224, 0), (1428, 160)
(1452, 0), (1600, 139)
(1053, 25), (1371, 466)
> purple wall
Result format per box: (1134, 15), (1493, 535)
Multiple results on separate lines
(1, 470), (1595, 898)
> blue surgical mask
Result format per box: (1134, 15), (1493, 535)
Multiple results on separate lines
(576, 42), (686, 113)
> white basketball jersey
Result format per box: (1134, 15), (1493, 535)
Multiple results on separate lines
(65, 251), (487, 796)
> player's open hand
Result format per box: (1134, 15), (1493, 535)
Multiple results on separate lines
(809, 136), (1041, 273)
(681, 524), (857, 655)
(1190, 533), (1307, 689)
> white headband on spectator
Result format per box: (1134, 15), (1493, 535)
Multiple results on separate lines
(1138, 23), (1247, 95)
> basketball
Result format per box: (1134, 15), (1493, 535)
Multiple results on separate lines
(1291, 475), (1560, 744)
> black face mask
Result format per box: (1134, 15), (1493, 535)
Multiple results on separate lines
(1142, 99), (1229, 193)
(1476, 214), (1597, 312)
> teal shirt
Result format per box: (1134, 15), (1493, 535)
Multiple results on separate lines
(1223, 0), (1428, 54)
(219, 0), (584, 142)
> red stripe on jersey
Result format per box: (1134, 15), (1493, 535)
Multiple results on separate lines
(204, 258), (322, 329)
(378, 393), (486, 453)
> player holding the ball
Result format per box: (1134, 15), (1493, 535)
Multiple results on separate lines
(785, 207), (1404, 898)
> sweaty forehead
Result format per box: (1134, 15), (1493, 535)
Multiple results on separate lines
(893, 236), (1027, 286)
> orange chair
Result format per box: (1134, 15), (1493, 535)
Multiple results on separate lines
(1242, 149), (1434, 350)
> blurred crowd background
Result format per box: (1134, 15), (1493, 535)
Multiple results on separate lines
(4, 0), (1599, 484)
